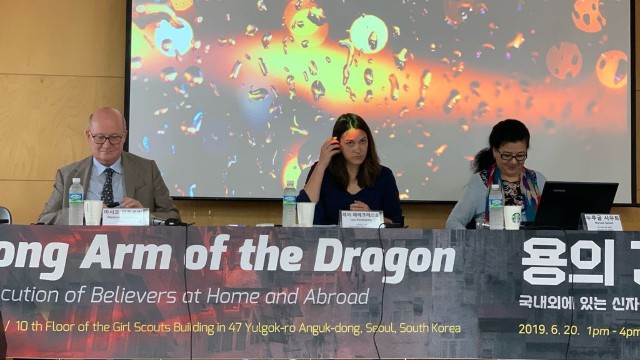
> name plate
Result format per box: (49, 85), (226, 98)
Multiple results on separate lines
(339, 210), (384, 228)
(102, 208), (150, 226)
(582, 213), (623, 231)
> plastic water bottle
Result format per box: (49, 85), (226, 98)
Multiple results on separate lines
(282, 180), (297, 227)
(68, 177), (84, 225)
(488, 183), (504, 230)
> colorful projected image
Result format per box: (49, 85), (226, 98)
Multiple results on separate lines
(129, 0), (631, 201)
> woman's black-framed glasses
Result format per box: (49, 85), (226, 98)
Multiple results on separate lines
(498, 151), (527, 162)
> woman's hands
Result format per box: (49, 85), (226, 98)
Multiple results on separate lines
(350, 200), (370, 211)
(318, 137), (340, 167)
(303, 137), (340, 203)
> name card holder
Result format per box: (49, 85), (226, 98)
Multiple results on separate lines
(581, 213), (623, 231)
(339, 210), (384, 228)
(102, 208), (150, 226)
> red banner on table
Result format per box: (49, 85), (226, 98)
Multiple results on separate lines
(0, 225), (639, 359)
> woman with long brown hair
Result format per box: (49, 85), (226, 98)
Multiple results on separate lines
(297, 113), (403, 225)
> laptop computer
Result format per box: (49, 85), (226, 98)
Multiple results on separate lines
(532, 181), (619, 230)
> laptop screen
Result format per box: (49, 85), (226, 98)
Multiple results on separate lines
(533, 181), (619, 230)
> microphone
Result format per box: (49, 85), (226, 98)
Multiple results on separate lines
(165, 218), (187, 226)
(151, 217), (191, 226)
(152, 217), (167, 226)
(383, 222), (404, 228)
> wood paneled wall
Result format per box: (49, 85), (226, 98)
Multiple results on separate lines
(0, 1), (125, 224)
(1, 0), (638, 229)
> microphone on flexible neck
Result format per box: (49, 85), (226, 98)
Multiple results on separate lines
(151, 216), (191, 226)
(151, 217), (167, 226)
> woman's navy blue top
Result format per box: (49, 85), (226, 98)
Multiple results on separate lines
(296, 163), (403, 225)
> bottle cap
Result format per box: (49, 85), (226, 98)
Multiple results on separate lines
(72, 178), (81, 184)
(286, 180), (294, 186)
(491, 183), (499, 189)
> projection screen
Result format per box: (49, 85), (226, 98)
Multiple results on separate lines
(128, 0), (633, 202)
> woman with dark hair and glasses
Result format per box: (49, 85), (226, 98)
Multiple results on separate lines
(297, 113), (403, 225)
(446, 119), (547, 229)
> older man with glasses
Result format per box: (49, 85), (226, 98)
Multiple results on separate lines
(37, 107), (180, 225)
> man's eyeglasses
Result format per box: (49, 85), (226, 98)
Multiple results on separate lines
(498, 151), (527, 162)
(90, 134), (124, 145)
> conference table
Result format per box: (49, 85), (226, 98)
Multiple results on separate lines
(0, 225), (638, 359)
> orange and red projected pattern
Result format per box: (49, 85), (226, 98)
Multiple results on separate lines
(128, 0), (631, 201)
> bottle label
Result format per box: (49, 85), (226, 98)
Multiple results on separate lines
(283, 194), (296, 205)
(488, 198), (503, 208)
(69, 193), (83, 203)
